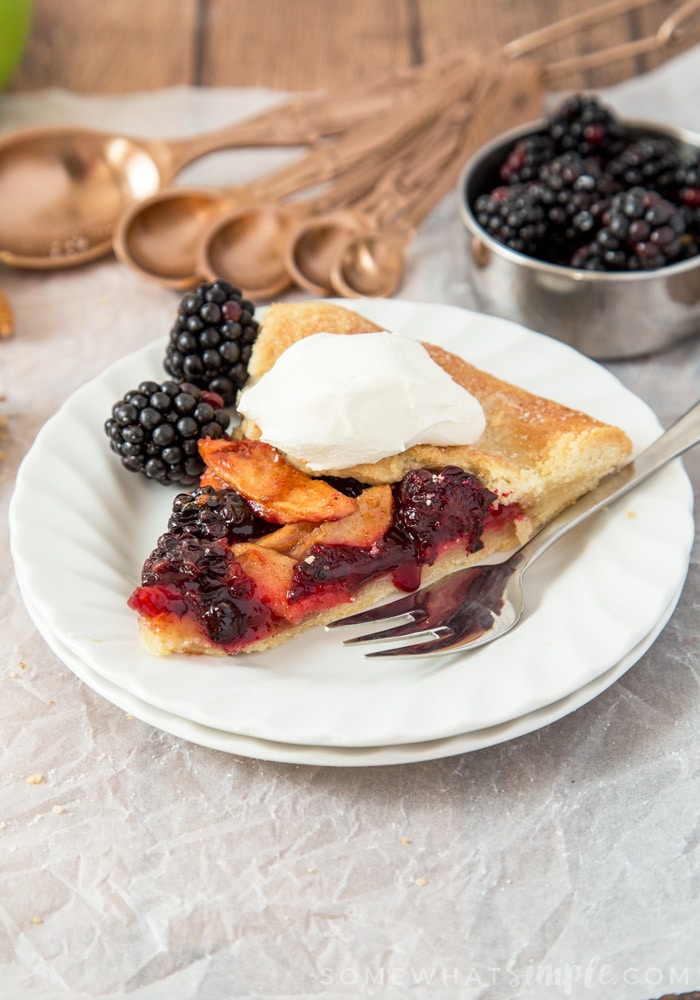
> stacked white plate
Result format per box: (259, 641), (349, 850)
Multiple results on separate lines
(9, 302), (695, 766)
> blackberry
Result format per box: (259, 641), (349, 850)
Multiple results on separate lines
(167, 485), (266, 542)
(473, 184), (547, 256)
(674, 152), (700, 208)
(534, 152), (617, 260)
(142, 532), (232, 590)
(163, 280), (259, 406)
(572, 187), (695, 271)
(608, 137), (681, 195)
(133, 515), (279, 646)
(105, 380), (230, 485)
(546, 94), (625, 159)
(139, 532), (255, 645)
(499, 134), (555, 184)
(471, 92), (700, 273)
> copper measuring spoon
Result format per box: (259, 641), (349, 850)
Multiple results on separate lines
(0, 67), (447, 273)
(117, 61), (472, 294)
(332, 61), (544, 298)
(285, 59), (542, 297)
(195, 164), (393, 299)
(0, 110), (326, 271)
(281, 70), (492, 295)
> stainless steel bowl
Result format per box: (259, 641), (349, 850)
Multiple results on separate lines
(458, 118), (700, 360)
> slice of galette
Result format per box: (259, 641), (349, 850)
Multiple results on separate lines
(128, 302), (632, 656)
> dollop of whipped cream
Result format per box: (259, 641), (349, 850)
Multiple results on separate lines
(237, 331), (486, 471)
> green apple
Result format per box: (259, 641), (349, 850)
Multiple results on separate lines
(0, 0), (32, 89)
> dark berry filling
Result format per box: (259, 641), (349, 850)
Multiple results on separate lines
(129, 468), (504, 652)
(392, 467), (497, 563)
(167, 485), (272, 542)
(128, 533), (277, 647)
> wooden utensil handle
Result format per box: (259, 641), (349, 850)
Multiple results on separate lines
(155, 50), (476, 180)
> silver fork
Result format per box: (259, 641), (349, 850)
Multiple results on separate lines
(327, 399), (700, 658)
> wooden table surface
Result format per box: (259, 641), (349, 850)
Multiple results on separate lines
(7, 0), (700, 96)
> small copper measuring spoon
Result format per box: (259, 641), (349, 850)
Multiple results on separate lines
(332, 61), (545, 297)
(283, 71), (492, 296)
(193, 83), (470, 300)
(195, 164), (394, 299)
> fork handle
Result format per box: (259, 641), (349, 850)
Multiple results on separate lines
(518, 398), (700, 571)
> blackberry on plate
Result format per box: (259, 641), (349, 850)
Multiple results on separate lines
(105, 380), (230, 485)
(167, 485), (268, 542)
(163, 280), (259, 407)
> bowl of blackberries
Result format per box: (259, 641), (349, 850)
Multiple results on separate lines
(459, 94), (700, 359)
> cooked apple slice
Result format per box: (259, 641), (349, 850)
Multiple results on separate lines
(295, 485), (393, 551)
(234, 541), (353, 625)
(250, 485), (393, 562)
(255, 522), (318, 555)
(198, 438), (358, 524)
(232, 544), (299, 621)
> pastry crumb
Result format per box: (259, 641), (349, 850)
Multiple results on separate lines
(31, 916), (43, 925)
(401, 837), (411, 845)
(26, 774), (44, 785)
(19, 662), (26, 670)
(415, 877), (428, 886)
(51, 805), (65, 815)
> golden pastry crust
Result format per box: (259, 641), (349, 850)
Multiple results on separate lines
(240, 304), (632, 528)
(246, 301), (384, 383)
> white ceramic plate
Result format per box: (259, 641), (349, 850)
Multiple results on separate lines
(20, 584), (685, 766)
(9, 300), (695, 747)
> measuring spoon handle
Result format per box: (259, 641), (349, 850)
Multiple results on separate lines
(151, 50), (478, 181)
